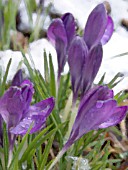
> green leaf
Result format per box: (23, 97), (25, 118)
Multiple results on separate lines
(39, 135), (55, 170)
(8, 124), (33, 170)
(19, 124), (54, 163)
(49, 53), (56, 98)
(98, 73), (106, 85)
(3, 122), (9, 170)
(108, 72), (123, 89)
(44, 50), (50, 84)
(24, 0), (37, 25)
(0, 58), (12, 96)
(22, 52), (49, 99)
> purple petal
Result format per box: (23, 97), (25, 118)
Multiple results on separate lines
(47, 19), (68, 78)
(84, 4), (107, 49)
(10, 97), (55, 135)
(0, 81), (34, 128)
(68, 36), (88, 101)
(69, 86), (115, 142)
(101, 16), (114, 45)
(98, 106), (127, 128)
(81, 44), (103, 95)
(61, 13), (76, 45)
(10, 116), (46, 135)
(11, 69), (23, 86)
(79, 86), (113, 111)
(47, 18), (67, 46)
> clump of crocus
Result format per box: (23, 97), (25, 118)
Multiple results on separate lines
(47, 13), (76, 82)
(48, 85), (127, 170)
(68, 3), (114, 104)
(0, 70), (55, 149)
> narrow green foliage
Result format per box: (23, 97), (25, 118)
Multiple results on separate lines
(58, 73), (70, 110)
(108, 72), (123, 89)
(2, 0), (20, 49)
(44, 50), (50, 85)
(24, 0), (37, 26)
(0, 58), (12, 96)
(98, 73), (106, 85)
(8, 124), (33, 170)
(39, 135), (55, 170)
(49, 53), (56, 98)
(3, 122), (9, 170)
(115, 91), (128, 103)
(23, 52), (49, 99)
(19, 124), (53, 163)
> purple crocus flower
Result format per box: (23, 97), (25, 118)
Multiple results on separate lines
(47, 13), (76, 81)
(0, 70), (55, 147)
(68, 36), (103, 104)
(83, 3), (114, 49)
(68, 3), (114, 104)
(66, 86), (127, 146)
(48, 86), (127, 170)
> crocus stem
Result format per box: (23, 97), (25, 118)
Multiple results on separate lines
(48, 145), (68, 170)
(64, 104), (78, 142)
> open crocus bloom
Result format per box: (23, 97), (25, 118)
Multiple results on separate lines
(63, 86), (127, 151)
(47, 13), (76, 81)
(0, 70), (55, 146)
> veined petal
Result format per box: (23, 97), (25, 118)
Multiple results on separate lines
(10, 115), (46, 135)
(101, 16), (114, 45)
(81, 44), (103, 94)
(10, 97), (55, 135)
(47, 19), (68, 78)
(11, 69), (23, 86)
(61, 13), (76, 45)
(69, 86), (116, 142)
(27, 97), (55, 118)
(98, 106), (127, 128)
(68, 36), (88, 101)
(70, 99), (117, 142)
(61, 86), (127, 157)
(0, 81), (33, 128)
(47, 18), (67, 46)
(84, 4), (107, 49)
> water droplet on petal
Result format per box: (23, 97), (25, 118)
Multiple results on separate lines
(96, 101), (103, 108)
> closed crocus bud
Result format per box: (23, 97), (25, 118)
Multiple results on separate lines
(84, 3), (114, 49)
(68, 36), (88, 104)
(68, 36), (103, 104)
(47, 13), (76, 81)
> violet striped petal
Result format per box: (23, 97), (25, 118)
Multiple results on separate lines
(68, 36), (88, 102)
(98, 106), (127, 128)
(81, 44), (103, 95)
(0, 81), (34, 128)
(84, 4), (107, 49)
(61, 13), (76, 45)
(47, 19), (68, 78)
(47, 18), (67, 46)
(10, 97), (55, 135)
(66, 86), (127, 145)
(11, 69), (23, 86)
(101, 16), (114, 45)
